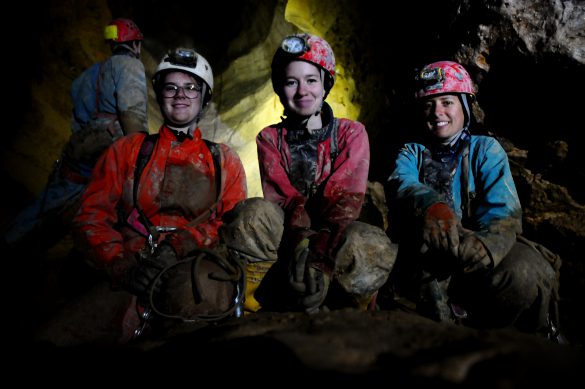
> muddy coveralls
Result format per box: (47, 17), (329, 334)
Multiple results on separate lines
(221, 102), (397, 313)
(38, 126), (248, 344)
(387, 130), (556, 333)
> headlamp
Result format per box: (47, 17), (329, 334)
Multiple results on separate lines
(280, 35), (309, 55)
(417, 67), (445, 88)
(167, 48), (198, 68)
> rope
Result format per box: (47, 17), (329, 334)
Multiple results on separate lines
(146, 247), (245, 323)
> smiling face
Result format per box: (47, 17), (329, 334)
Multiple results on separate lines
(160, 71), (202, 126)
(421, 94), (465, 141)
(280, 60), (325, 118)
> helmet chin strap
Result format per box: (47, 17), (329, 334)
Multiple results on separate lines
(167, 119), (198, 138)
(164, 84), (207, 138)
(281, 70), (325, 131)
(283, 105), (322, 131)
(437, 94), (472, 147)
(459, 94), (472, 130)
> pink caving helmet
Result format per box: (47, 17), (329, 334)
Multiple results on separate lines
(271, 33), (336, 97)
(415, 60), (475, 99)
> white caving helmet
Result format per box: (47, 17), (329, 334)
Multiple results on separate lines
(152, 47), (214, 108)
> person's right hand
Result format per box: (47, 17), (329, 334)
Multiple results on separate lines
(289, 238), (330, 313)
(124, 256), (165, 302)
(289, 238), (311, 293)
(458, 232), (492, 273)
(422, 202), (460, 257)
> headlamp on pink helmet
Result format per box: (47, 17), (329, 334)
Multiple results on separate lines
(271, 33), (336, 97)
(415, 61), (475, 99)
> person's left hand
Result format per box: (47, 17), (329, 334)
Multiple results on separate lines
(458, 233), (492, 273)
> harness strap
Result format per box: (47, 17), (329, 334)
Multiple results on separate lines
(93, 61), (106, 118)
(276, 117), (340, 165)
(459, 142), (471, 220)
(131, 134), (222, 246)
(330, 118), (339, 160)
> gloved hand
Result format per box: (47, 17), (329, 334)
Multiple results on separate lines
(301, 267), (330, 314)
(458, 233), (492, 273)
(289, 238), (330, 313)
(124, 243), (179, 302)
(289, 238), (311, 293)
(153, 242), (179, 269)
(422, 202), (460, 257)
(124, 257), (165, 302)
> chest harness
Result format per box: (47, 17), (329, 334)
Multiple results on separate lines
(130, 133), (222, 250)
(276, 104), (339, 198)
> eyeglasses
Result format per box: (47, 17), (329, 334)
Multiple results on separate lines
(165, 47), (198, 68)
(280, 35), (309, 55)
(161, 83), (201, 99)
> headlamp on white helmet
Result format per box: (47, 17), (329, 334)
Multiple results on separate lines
(153, 47), (214, 107)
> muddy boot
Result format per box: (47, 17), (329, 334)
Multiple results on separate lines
(417, 274), (453, 323)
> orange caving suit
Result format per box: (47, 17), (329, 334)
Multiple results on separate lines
(74, 126), (247, 278)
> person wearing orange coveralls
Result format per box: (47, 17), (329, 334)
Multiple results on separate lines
(50, 47), (247, 344)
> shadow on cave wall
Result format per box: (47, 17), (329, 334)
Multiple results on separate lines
(109, 0), (276, 78)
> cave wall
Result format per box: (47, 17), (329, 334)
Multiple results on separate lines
(5, 0), (584, 198)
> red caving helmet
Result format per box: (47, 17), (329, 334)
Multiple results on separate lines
(104, 18), (143, 43)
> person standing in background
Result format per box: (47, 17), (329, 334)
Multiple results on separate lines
(2, 18), (148, 251)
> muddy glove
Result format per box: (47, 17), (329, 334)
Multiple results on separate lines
(124, 257), (165, 303)
(289, 238), (330, 314)
(153, 242), (179, 267)
(124, 243), (179, 303)
(422, 202), (460, 257)
(289, 238), (311, 293)
(301, 266), (330, 314)
(458, 233), (492, 273)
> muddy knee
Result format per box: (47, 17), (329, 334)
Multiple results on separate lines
(334, 221), (397, 306)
